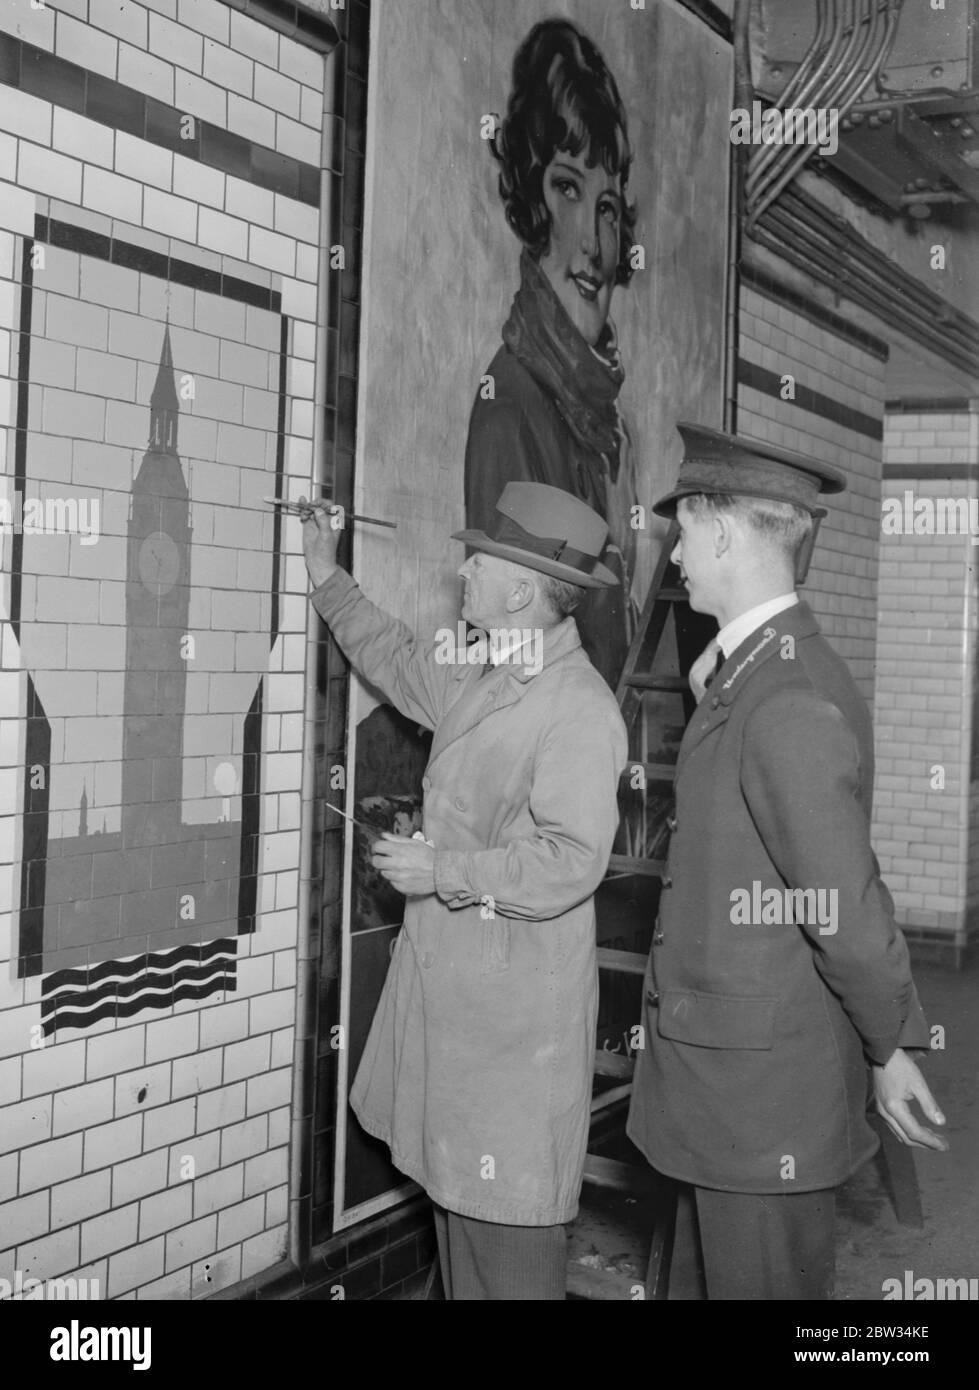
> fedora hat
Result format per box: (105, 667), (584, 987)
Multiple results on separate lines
(653, 423), (847, 517)
(452, 482), (619, 590)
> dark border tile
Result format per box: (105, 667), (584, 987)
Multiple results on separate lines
(47, 221), (111, 260)
(222, 273), (273, 310)
(884, 398), (973, 413)
(0, 32), (21, 87)
(299, 160), (321, 205)
(737, 358), (883, 441)
(251, 144), (300, 200)
(200, 123), (253, 181)
(86, 69), (145, 138)
(111, 240), (170, 280)
(146, 96), (196, 155)
(22, 47), (86, 112)
(882, 463), (976, 481)
(168, 256), (223, 296)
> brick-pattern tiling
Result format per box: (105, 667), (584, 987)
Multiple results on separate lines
(738, 283), (888, 703)
(0, 0), (327, 1299)
(872, 411), (979, 949)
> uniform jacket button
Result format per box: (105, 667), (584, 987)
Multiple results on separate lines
(661, 875), (673, 889)
(666, 814), (677, 832)
(711, 696), (720, 709)
(647, 990), (660, 1006)
(422, 952), (436, 969)
(454, 796), (467, 811)
(653, 930), (664, 945)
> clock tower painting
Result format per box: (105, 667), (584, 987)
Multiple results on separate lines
(122, 325), (193, 850)
(11, 225), (286, 1035)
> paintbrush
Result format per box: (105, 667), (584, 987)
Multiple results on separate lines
(325, 801), (434, 847)
(263, 496), (397, 529)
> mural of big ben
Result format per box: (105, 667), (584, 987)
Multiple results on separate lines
(21, 317), (268, 1029)
(122, 325), (193, 849)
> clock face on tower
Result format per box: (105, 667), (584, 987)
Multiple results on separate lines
(138, 530), (181, 595)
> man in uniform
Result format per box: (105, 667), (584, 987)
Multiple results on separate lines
(627, 424), (948, 1301)
(302, 482), (627, 1300)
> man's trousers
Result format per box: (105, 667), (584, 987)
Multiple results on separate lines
(432, 1204), (567, 1300)
(667, 1182), (836, 1300)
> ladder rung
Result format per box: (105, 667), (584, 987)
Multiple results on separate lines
(581, 1153), (660, 1193)
(596, 946), (648, 975)
(624, 674), (688, 692)
(594, 1049), (636, 1079)
(606, 855), (666, 879)
(591, 1081), (632, 1115)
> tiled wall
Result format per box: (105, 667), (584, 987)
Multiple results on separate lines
(0, 0), (326, 1300)
(872, 408), (979, 958)
(737, 275), (888, 702)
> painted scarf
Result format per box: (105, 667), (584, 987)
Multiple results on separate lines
(502, 249), (625, 471)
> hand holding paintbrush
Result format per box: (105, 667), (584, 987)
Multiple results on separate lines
(270, 494), (396, 589)
(263, 496), (396, 529)
(291, 494), (345, 588)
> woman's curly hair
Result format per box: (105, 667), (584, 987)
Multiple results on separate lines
(490, 19), (638, 286)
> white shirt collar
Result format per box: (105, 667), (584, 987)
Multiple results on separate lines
(717, 592), (799, 659)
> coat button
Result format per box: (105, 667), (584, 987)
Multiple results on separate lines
(422, 952), (435, 969)
(454, 796), (467, 810)
(653, 931), (664, 945)
(711, 696), (720, 709)
(661, 875), (673, 888)
(647, 990), (660, 1007)
(666, 814), (677, 832)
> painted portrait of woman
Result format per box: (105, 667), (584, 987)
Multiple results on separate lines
(464, 18), (640, 688)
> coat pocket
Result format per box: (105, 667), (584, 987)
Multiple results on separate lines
(481, 915), (511, 973)
(655, 989), (777, 1050)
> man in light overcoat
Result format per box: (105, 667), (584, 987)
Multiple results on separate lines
(302, 481), (628, 1300)
(627, 424), (948, 1300)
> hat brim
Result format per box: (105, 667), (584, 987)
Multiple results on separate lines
(652, 484), (833, 519)
(450, 529), (619, 590)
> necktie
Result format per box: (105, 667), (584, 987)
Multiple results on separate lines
(703, 645), (725, 690)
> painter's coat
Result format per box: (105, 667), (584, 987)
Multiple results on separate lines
(313, 571), (627, 1224)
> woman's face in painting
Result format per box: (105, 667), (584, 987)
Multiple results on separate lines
(538, 149), (622, 348)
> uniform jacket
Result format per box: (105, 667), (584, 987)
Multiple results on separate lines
(627, 601), (929, 1193)
(311, 570), (628, 1225)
